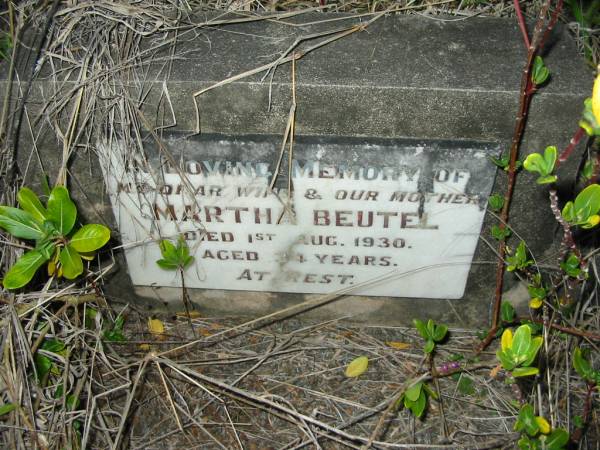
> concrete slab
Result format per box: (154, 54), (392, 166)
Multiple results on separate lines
(3, 12), (593, 326)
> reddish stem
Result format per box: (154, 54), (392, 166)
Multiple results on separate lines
(514, 0), (531, 48)
(479, 1), (555, 353)
(540, 0), (564, 51)
(571, 382), (597, 443)
(557, 126), (586, 168)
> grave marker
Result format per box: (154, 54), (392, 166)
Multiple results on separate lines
(101, 135), (498, 299)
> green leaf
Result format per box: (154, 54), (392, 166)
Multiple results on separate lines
(542, 428), (569, 450)
(34, 353), (52, 381)
(405, 381), (423, 402)
(488, 194), (504, 211)
(573, 347), (593, 380)
(574, 184), (600, 217)
(3, 250), (48, 289)
(531, 56), (550, 85)
(524, 153), (547, 176)
(515, 404), (539, 436)
(156, 259), (179, 270)
(518, 435), (535, 450)
(424, 339), (435, 354)
(0, 403), (17, 416)
(527, 286), (546, 301)
(433, 324), (448, 342)
(497, 349), (516, 371)
(523, 336), (543, 366)
(426, 319), (435, 336)
(582, 160), (594, 180)
(512, 325), (532, 357)
(41, 338), (66, 353)
(47, 186), (77, 235)
(103, 329), (126, 342)
(512, 366), (539, 377)
(60, 244), (83, 279)
(501, 301), (516, 322)
(536, 174), (558, 185)
(17, 187), (48, 223)
(411, 390), (427, 418)
(69, 224), (111, 252)
(561, 201), (575, 222)
(183, 255), (194, 268)
(543, 146), (557, 172)
(345, 356), (369, 378)
(491, 224), (512, 240)
(0, 206), (45, 240)
(491, 154), (522, 171)
(456, 375), (475, 395)
(159, 239), (178, 261)
(413, 319), (428, 339)
(506, 241), (532, 272)
(176, 236), (189, 260)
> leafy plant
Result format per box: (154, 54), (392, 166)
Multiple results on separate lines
(0, 186), (110, 289)
(491, 154), (522, 171)
(488, 194), (504, 211)
(506, 241), (533, 272)
(582, 159), (595, 180)
(501, 301), (516, 323)
(560, 253), (584, 278)
(491, 224), (512, 240)
(413, 319), (448, 354)
(523, 146), (557, 184)
(515, 404), (569, 450)
(531, 56), (550, 86)
(103, 315), (126, 342)
(497, 325), (543, 377)
(35, 338), (67, 383)
(527, 275), (547, 309)
(561, 183), (600, 228)
(398, 380), (438, 418)
(573, 347), (600, 384)
(157, 236), (194, 270)
(156, 236), (196, 333)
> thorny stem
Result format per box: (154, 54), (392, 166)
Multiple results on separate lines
(482, 0), (559, 353)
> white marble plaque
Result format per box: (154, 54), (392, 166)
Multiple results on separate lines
(100, 136), (498, 299)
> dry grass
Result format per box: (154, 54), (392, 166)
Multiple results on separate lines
(0, 1), (598, 449)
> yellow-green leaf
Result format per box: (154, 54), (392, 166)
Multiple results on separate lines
(345, 356), (368, 378)
(529, 298), (543, 309)
(148, 318), (165, 335)
(386, 341), (411, 350)
(70, 224), (110, 252)
(59, 244), (83, 279)
(501, 328), (513, 351)
(535, 416), (551, 434)
(592, 72), (600, 125)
